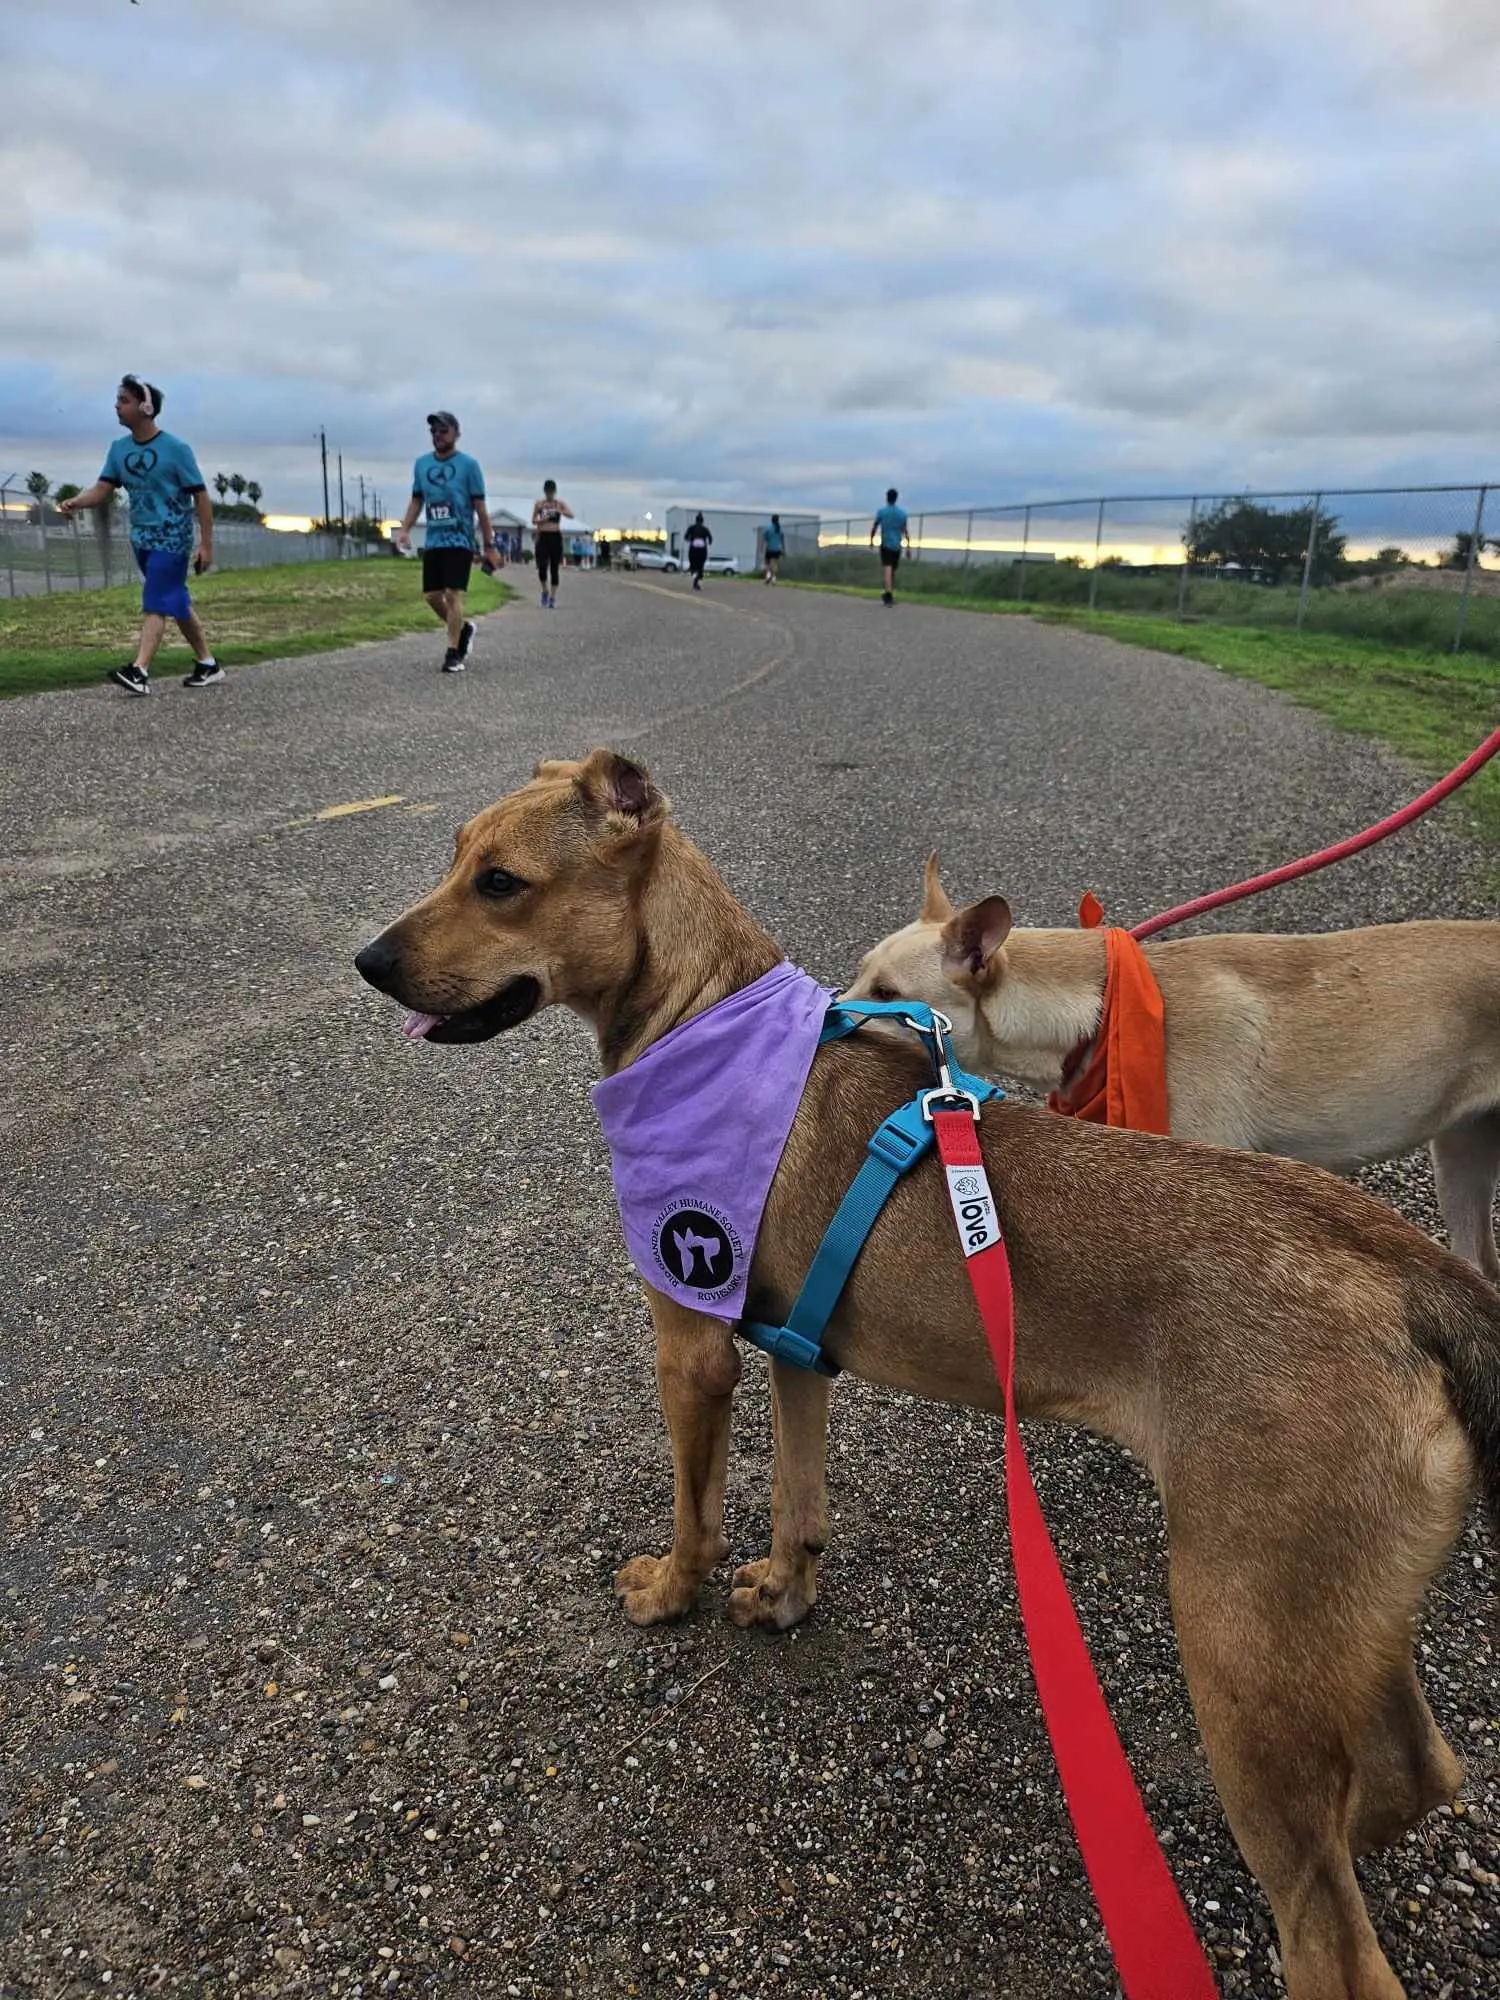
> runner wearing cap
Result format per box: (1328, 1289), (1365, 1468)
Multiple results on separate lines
(59, 375), (223, 696)
(395, 412), (500, 673)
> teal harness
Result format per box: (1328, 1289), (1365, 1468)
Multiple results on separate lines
(738, 1000), (1003, 1377)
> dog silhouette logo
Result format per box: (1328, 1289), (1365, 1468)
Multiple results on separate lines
(124, 447), (159, 477)
(953, 1173), (982, 1197)
(655, 1204), (738, 1292)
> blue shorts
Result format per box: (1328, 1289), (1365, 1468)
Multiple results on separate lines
(134, 546), (193, 621)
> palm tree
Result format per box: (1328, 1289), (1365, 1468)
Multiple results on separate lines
(229, 473), (247, 506)
(246, 480), (263, 516)
(214, 473), (230, 504)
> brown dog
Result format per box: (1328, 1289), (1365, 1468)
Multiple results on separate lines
(356, 750), (1500, 2000)
(846, 859), (1500, 1277)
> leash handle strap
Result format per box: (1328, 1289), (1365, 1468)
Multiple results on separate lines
(930, 1107), (1219, 2000)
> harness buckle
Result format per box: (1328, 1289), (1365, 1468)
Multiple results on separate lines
(920, 1084), (983, 1123)
(866, 1113), (927, 1171)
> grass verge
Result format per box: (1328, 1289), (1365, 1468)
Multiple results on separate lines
(0, 560), (513, 698)
(788, 581), (1500, 853)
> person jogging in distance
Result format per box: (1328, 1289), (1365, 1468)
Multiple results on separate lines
(762, 512), (784, 584)
(684, 511), (712, 591)
(395, 412), (500, 673)
(531, 479), (573, 609)
(869, 486), (911, 606)
(59, 374), (222, 695)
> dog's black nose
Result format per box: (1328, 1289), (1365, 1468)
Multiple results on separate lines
(355, 936), (400, 991)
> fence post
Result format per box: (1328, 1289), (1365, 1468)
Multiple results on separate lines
(1, 481), (14, 599)
(1177, 497), (1198, 620)
(1088, 498), (1105, 610)
(1016, 505), (1031, 602)
(964, 509), (973, 570)
(916, 514), (925, 565)
(1295, 492), (1322, 631)
(72, 514), (86, 588)
(1454, 485), (1489, 655)
(39, 514), (52, 593)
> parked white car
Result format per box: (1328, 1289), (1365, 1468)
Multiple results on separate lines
(703, 553), (739, 575)
(619, 545), (679, 571)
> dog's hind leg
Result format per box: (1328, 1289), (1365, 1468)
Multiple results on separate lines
(1348, 1664), (1462, 1857)
(1165, 1396), (1468, 2000)
(614, 1293), (741, 1625)
(1169, 1544), (1408, 2000)
(1431, 1109), (1500, 1280)
(729, 1360), (830, 1630)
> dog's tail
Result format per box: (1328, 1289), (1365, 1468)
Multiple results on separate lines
(1407, 1267), (1500, 1547)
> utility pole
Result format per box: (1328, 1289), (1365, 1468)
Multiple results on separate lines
(358, 473), (367, 529)
(318, 429), (330, 529)
(337, 452), (346, 531)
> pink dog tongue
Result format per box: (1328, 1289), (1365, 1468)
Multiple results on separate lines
(402, 1011), (446, 1040)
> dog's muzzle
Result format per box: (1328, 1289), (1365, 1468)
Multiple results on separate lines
(355, 937), (542, 1045)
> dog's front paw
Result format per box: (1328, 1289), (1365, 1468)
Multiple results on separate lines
(613, 1552), (701, 1625)
(728, 1555), (816, 1631)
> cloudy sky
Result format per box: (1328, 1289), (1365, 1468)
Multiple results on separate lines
(2, 0), (1498, 529)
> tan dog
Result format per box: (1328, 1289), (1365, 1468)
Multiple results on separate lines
(356, 750), (1500, 2000)
(845, 858), (1500, 1278)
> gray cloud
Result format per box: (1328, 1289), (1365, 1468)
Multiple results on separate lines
(0, 0), (1497, 524)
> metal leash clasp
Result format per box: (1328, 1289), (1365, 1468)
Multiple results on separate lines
(917, 1008), (982, 1123)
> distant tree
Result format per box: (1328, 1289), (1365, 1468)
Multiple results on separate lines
(1375, 546), (1408, 568)
(229, 473), (247, 505)
(246, 480), (263, 514)
(25, 470), (49, 502)
(54, 482), (81, 505)
(1185, 497), (1347, 584)
(1445, 530), (1499, 570)
(214, 472), (230, 503)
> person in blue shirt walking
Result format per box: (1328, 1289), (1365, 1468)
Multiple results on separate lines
(59, 375), (222, 695)
(762, 512), (784, 585)
(395, 412), (501, 673)
(869, 487), (911, 606)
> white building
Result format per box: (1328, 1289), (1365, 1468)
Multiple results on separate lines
(664, 505), (821, 571)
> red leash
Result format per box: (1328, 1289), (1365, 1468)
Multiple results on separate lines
(932, 1105), (1219, 2000)
(1130, 725), (1500, 942)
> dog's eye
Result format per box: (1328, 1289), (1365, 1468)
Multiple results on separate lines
(476, 867), (525, 899)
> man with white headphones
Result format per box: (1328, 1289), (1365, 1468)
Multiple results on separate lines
(61, 375), (222, 695)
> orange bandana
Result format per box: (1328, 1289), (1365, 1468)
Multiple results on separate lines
(1046, 896), (1170, 1135)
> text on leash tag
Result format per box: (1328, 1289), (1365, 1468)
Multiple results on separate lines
(944, 1164), (1001, 1258)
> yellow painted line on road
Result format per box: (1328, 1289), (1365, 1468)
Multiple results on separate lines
(314, 795), (406, 820)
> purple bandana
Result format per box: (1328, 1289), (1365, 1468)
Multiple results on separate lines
(590, 962), (834, 1320)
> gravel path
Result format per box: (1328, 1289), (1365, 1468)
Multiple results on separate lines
(3, 577), (1496, 1999)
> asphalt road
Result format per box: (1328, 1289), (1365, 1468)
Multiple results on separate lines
(3, 575), (1497, 1999)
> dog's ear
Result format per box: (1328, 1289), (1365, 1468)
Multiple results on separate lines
(920, 852), (953, 923)
(940, 896), (1013, 981)
(573, 748), (669, 836)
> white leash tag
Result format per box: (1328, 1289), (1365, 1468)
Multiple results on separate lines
(944, 1162), (1001, 1258)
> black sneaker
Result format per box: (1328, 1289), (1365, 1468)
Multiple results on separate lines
(457, 620), (476, 661)
(882, 590), (893, 606)
(109, 664), (151, 696)
(182, 660), (225, 688)
(441, 649), (465, 674)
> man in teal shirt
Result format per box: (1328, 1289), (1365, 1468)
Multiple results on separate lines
(869, 487), (911, 606)
(396, 412), (500, 673)
(60, 374), (222, 695)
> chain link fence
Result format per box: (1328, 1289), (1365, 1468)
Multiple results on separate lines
(785, 483), (1500, 657)
(0, 503), (378, 600)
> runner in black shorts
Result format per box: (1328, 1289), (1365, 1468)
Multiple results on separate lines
(531, 479), (573, 609)
(396, 412), (499, 672)
(684, 510), (712, 590)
